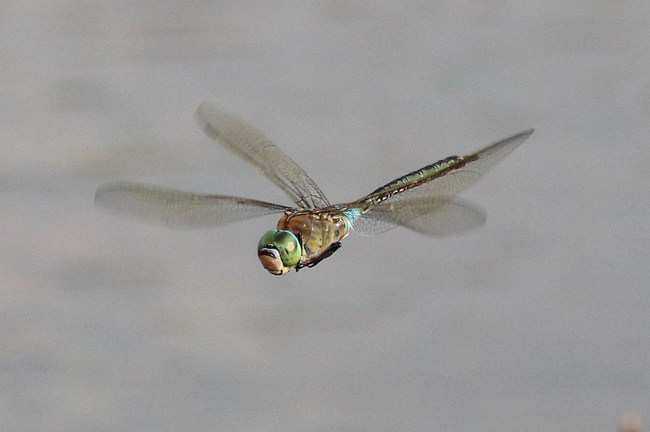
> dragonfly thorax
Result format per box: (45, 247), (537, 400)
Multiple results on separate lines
(257, 230), (302, 275)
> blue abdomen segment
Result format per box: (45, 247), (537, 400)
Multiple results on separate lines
(342, 208), (362, 226)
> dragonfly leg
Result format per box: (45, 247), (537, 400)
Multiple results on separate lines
(296, 242), (342, 271)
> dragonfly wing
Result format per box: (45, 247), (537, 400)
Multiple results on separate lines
(463, 129), (534, 176)
(196, 102), (330, 209)
(347, 129), (532, 235)
(362, 129), (534, 204)
(95, 182), (291, 228)
(430, 128), (534, 196)
(351, 197), (486, 236)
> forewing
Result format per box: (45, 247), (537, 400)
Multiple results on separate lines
(95, 182), (290, 228)
(196, 102), (330, 209)
(438, 128), (534, 196)
(351, 197), (486, 236)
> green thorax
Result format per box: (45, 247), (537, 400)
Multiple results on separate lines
(277, 210), (350, 264)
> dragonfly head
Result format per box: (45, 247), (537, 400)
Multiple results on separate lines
(257, 230), (302, 275)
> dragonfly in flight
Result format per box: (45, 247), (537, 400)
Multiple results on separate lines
(96, 103), (533, 275)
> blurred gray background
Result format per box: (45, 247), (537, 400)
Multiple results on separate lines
(1, 1), (648, 431)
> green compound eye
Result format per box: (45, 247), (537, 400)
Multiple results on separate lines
(258, 230), (279, 250)
(272, 231), (301, 266)
(257, 230), (302, 274)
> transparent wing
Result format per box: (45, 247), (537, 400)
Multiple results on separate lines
(95, 182), (291, 228)
(363, 129), (533, 204)
(196, 102), (330, 209)
(342, 129), (533, 235)
(351, 197), (486, 236)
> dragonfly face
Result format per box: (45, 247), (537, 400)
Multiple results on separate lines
(95, 102), (533, 275)
(257, 230), (302, 275)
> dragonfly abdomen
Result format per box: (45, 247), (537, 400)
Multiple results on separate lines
(357, 155), (475, 209)
(370, 156), (460, 195)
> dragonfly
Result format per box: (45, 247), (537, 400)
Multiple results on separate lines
(96, 102), (533, 275)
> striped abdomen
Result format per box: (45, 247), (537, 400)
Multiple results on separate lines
(361, 155), (473, 207)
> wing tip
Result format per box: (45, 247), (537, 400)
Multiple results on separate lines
(94, 181), (131, 207)
(509, 128), (534, 142)
(494, 128), (535, 151)
(95, 182), (156, 209)
(194, 102), (243, 143)
(195, 101), (213, 119)
(521, 128), (534, 137)
(195, 102), (217, 133)
(95, 181), (118, 202)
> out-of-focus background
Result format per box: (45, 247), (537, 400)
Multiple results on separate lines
(1, 1), (648, 431)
